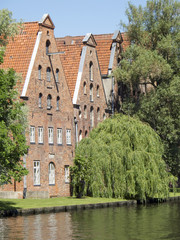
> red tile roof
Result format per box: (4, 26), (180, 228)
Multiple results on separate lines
(0, 22), (39, 94)
(94, 34), (113, 75)
(56, 36), (83, 99)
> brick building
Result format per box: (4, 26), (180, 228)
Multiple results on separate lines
(56, 33), (108, 142)
(0, 14), (75, 198)
(0, 14), (128, 198)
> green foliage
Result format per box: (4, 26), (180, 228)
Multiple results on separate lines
(115, 0), (180, 178)
(71, 115), (176, 200)
(0, 68), (28, 184)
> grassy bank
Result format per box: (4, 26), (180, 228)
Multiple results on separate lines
(0, 193), (180, 211)
(0, 197), (126, 210)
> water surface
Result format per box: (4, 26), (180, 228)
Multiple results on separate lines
(0, 201), (180, 240)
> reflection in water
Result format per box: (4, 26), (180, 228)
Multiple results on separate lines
(0, 201), (180, 240)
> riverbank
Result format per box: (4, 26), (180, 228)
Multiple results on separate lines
(0, 193), (180, 218)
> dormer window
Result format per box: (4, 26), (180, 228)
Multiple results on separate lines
(89, 61), (93, 81)
(47, 94), (52, 109)
(56, 69), (59, 83)
(46, 40), (51, 54)
(46, 67), (51, 82)
(38, 65), (42, 80)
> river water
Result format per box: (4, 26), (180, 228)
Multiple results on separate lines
(0, 201), (180, 240)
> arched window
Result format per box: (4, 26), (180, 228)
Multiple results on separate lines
(46, 67), (51, 82)
(38, 65), (42, 80)
(49, 162), (55, 185)
(85, 130), (88, 137)
(89, 61), (93, 81)
(79, 109), (82, 119)
(84, 105), (87, 119)
(103, 113), (106, 120)
(90, 106), (94, 128)
(83, 82), (86, 94)
(97, 85), (99, 97)
(47, 94), (52, 109)
(46, 40), (51, 54)
(90, 83), (93, 102)
(79, 130), (82, 142)
(56, 96), (60, 110)
(56, 69), (59, 82)
(97, 107), (100, 120)
(39, 93), (42, 108)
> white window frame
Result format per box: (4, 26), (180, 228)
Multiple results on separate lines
(49, 162), (55, 185)
(38, 126), (43, 144)
(57, 128), (63, 145)
(48, 127), (54, 144)
(66, 129), (71, 145)
(65, 165), (70, 183)
(34, 161), (40, 185)
(30, 126), (35, 143)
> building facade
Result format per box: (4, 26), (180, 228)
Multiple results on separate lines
(0, 14), (127, 198)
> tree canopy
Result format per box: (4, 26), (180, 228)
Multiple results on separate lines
(114, 0), (180, 178)
(71, 115), (175, 200)
(0, 9), (28, 184)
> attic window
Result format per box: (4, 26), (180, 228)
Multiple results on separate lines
(46, 40), (51, 54)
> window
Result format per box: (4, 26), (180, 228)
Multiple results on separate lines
(46, 67), (51, 82)
(83, 82), (87, 94)
(90, 83), (93, 101)
(97, 107), (100, 121)
(57, 128), (62, 145)
(97, 85), (99, 97)
(90, 106), (94, 128)
(103, 113), (106, 120)
(66, 129), (71, 145)
(48, 127), (54, 144)
(79, 130), (82, 142)
(49, 162), (55, 185)
(65, 165), (70, 183)
(38, 65), (42, 80)
(46, 40), (51, 54)
(89, 61), (93, 81)
(38, 126), (43, 144)
(84, 105), (87, 119)
(39, 93), (42, 108)
(30, 126), (35, 143)
(79, 109), (82, 119)
(56, 69), (59, 82)
(34, 161), (40, 185)
(85, 130), (88, 137)
(47, 94), (52, 109)
(56, 96), (60, 110)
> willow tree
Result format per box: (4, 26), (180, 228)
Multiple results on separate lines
(71, 115), (176, 200)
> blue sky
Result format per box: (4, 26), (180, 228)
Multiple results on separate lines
(1, 0), (147, 37)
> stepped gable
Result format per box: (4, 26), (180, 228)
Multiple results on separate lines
(94, 33), (113, 76)
(0, 22), (39, 94)
(56, 36), (84, 99)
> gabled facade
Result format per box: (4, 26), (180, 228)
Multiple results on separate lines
(56, 33), (108, 142)
(0, 14), (75, 198)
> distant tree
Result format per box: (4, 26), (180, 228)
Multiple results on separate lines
(114, 0), (180, 178)
(71, 115), (176, 200)
(0, 9), (28, 184)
